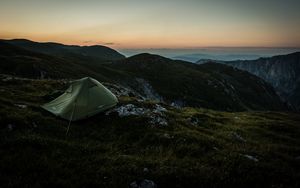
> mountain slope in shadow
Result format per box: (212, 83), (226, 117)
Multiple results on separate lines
(2, 39), (125, 63)
(201, 52), (300, 109)
(0, 42), (288, 111)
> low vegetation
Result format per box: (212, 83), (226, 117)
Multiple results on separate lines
(1, 77), (299, 188)
(0, 41), (288, 111)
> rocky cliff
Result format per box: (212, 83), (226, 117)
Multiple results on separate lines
(199, 52), (300, 109)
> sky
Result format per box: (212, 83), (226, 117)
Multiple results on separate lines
(0, 0), (300, 49)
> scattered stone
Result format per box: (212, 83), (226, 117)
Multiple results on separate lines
(14, 104), (27, 109)
(213, 147), (220, 151)
(188, 116), (199, 125)
(106, 104), (149, 117)
(106, 104), (168, 126)
(153, 104), (167, 115)
(106, 83), (143, 99)
(130, 179), (157, 188)
(243, 154), (259, 162)
(231, 132), (246, 143)
(163, 133), (172, 139)
(149, 115), (168, 126)
(170, 100), (184, 108)
(2, 76), (13, 82)
(143, 167), (149, 173)
(136, 78), (163, 102)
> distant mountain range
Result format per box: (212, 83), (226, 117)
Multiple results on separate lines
(121, 47), (300, 62)
(173, 53), (263, 62)
(196, 52), (300, 109)
(1, 39), (125, 63)
(0, 39), (288, 111)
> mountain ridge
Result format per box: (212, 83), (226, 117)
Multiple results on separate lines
(1, 38), (126, 62)
(0, 40), (289, 111)
(197, 52), (300, 109)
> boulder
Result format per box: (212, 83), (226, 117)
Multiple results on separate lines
(130, 179), (157, 188)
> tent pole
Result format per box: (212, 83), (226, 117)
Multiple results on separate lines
(66, 101), (76, 136)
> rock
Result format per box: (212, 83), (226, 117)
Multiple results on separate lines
(231, 132), (246, 143)
(295, 156), (300, 160)
(243, 154), (259, 162)
(143, 167), (149, 173)
(149, 115), (168, 126)
(130, 179), (157, 188)
(153, 104), (167, 115)
(136, 78), (163, 102)
(14, 104), (27, 109)
(107, 103), (168, 126)
(188, 117), (199, 125)
(149, 105), (168, 126)
(106, 83), (143, 99)
(106, 104), (149, 117)
(223, 54), (300, 109)
(170, 100), (185, 108)
(2, 76), (13, 82)
(163, 133), (171, 139)
(234, 116), (240, 120)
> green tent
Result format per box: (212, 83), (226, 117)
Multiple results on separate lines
(42, 77), (118, 121)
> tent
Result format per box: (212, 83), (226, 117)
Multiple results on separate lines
(42, 77), (118, 121)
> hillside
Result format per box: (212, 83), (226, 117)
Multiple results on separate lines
(198, 52), (300, 110)
(108, 53), (287, 111)
(227, 52), (300, 109)
(1, 39), (125, 63)
(0, 41), (130, 82)
(0, 76), (300, 188)
(0, 41), (287, 111)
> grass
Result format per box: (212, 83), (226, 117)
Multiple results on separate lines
(0, 78), (300, 188)
(1, 43), (288, 111)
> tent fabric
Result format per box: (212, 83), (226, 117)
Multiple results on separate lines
(42, 77), (118, 121)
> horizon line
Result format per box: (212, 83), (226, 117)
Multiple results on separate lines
(2, 38), (300, 49)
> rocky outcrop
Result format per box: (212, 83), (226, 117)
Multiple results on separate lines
(196, 52), (300, 110)
(212, 52), (300, 109)
(106, 104), (168, 126)
(135, 78), (163, 102)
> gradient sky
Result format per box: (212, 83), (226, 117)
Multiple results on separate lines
(1, 0), (300, 48)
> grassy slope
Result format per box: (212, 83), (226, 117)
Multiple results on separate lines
(109, 53), (287, 111)
(0, 42), (287, 111)
(0, 78), (299, 188)
(0, 41), (131, 83)
(2, 39), (126, 62)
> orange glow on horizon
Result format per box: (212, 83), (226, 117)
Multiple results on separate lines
(1, 32), (299, 49)
(1, 0), (300, 49)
